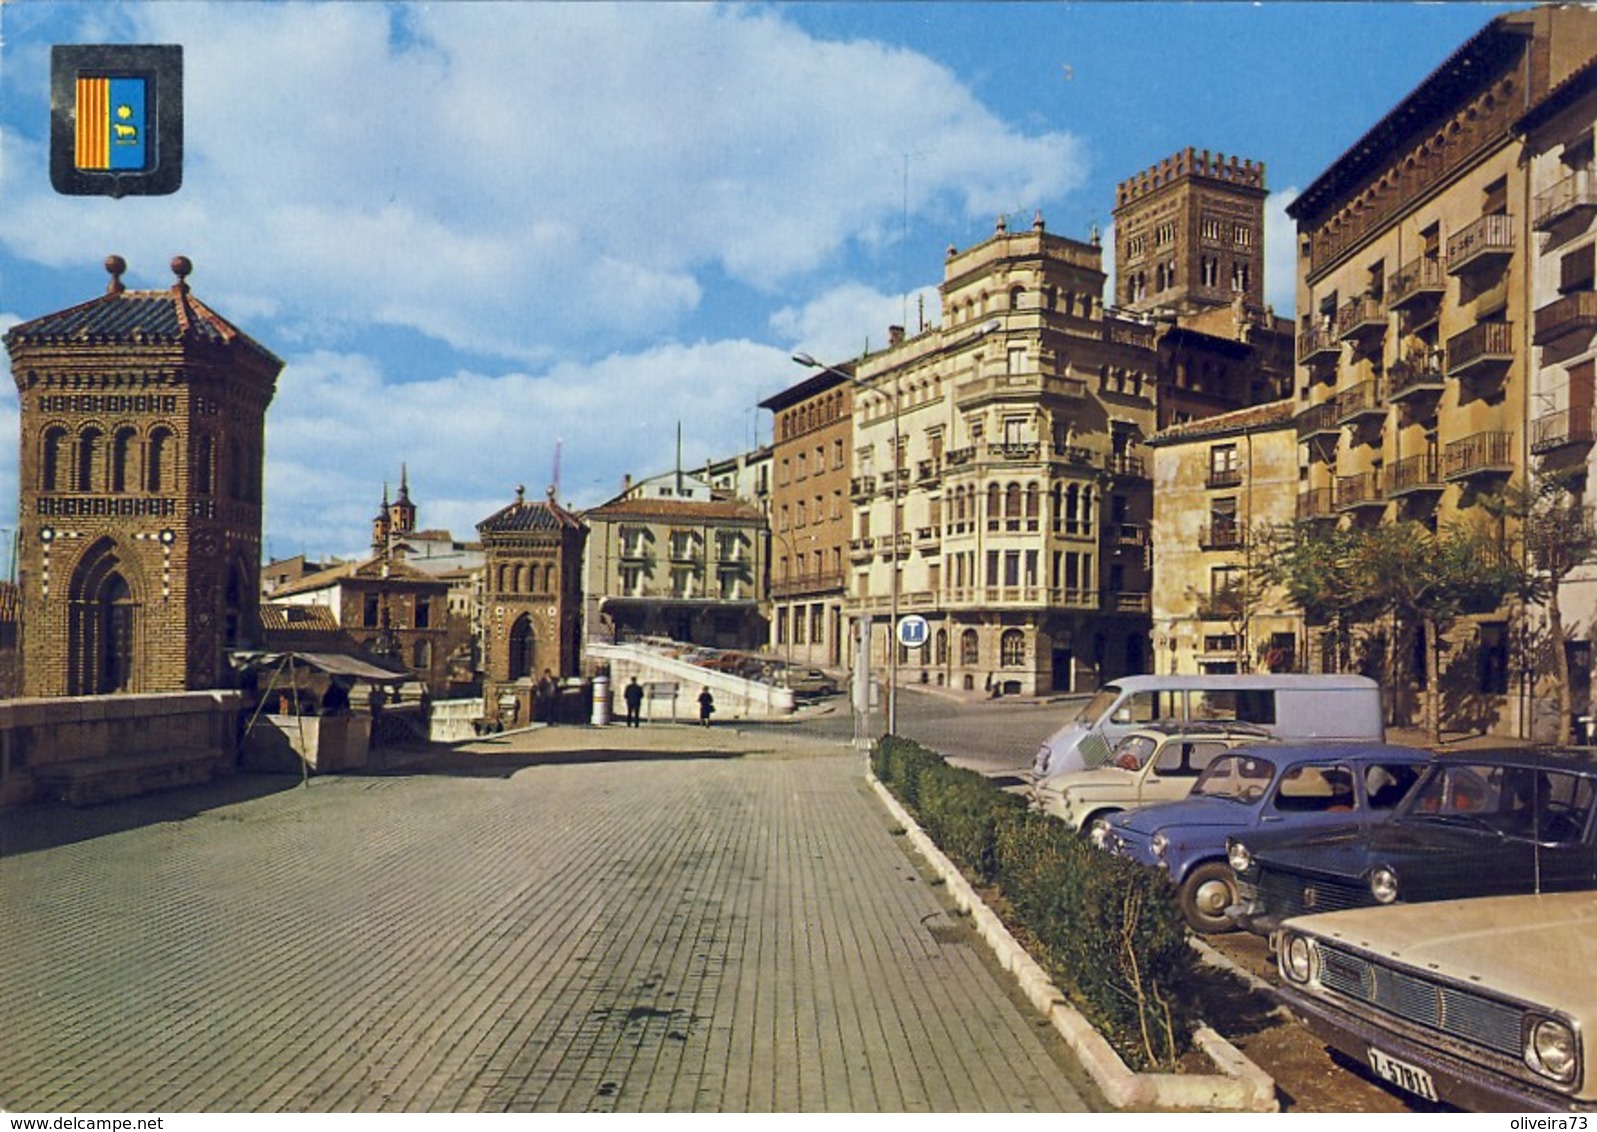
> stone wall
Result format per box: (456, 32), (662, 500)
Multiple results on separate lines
(0, 690), (241, 807)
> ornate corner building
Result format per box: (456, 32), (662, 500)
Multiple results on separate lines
(4, 256), (281, 696)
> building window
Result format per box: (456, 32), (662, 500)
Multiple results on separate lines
(363, 594), (380, 628)
(961, 629), (980, 666)
(42, 426), (66, 492)
(1001, 629), (1026, 668)
(415, 598), (431, 629)
(77, 426), (103, 491)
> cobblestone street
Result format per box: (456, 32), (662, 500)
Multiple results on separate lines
(0, 726), (1101, 1113)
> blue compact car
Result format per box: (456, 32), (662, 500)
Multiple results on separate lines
(1093, 741), (1431, 932)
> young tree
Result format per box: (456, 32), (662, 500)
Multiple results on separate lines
(1251, 522), (1377, 674)
(1485, 472), (1597, 745)
(1358, 519), (1519, 745)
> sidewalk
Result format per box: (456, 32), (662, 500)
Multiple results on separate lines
(0, 724), (1103, 1113)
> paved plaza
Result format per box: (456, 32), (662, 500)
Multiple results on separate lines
(0, 724), (1102, 1113)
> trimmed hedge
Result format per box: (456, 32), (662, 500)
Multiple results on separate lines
(872, 735), (1200, 1070)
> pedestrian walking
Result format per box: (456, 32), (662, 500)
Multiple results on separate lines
(623, 676), (644, 728)
(698, 687), (715, 727)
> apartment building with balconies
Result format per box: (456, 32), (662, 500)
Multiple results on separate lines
(1521, 50), (1597, 735)
(1146, 400), (1300, 677)
(581, 469), (768, 652)
(759, 369), (852, 669)
(1285, 4), (1597, 736)
(844, 213), (1160, 696)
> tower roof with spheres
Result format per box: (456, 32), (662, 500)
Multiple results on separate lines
(4, 255), (283, 370)
(477, 485), (586, 535)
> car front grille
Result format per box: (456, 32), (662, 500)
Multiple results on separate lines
(1258, 869), (1371, 918)
(1318, 942), (1524, 1058)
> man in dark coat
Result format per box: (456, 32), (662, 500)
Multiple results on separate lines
(623, 677), (644, 728)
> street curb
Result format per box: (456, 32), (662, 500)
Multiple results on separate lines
(867, 772), (1279, 1113)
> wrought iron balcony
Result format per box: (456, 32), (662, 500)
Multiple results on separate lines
(1336, 294), (1387, 343)
(849, 475), (876, 500)
(1531, 407), (1597, 455)
(1335, 380), (1385, 426)
(1295, 399), (1341, 441)
(1335, 470), (1384, 512)
(986, 441), (1041, 461)
(1443, 430), (1515, 481)
(1534, 169), (1597, 231)
(1052, 443), (1096, 467)
(1297, 324), (1341, 366)
(1205, 466), (1243, 489)
(1534, 291), (1597, 348)
(1446, 321), (1514, 379)
(1446, 213), (1515, 275)
(1105, 453), (1146, 478)
(1388, 256), (1446, 311)
(1385, 452), (1443, 497)
(1387, 355), (1446, 403)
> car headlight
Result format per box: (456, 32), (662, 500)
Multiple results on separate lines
(1089, 819), (1112, 849)
(1150, 832), (1168, 861)
(1227, 840), (1252, 874)
(1526, 1016), (1579, 1084)
(1368, 866), (1400, 905)
(1279, 932), (1316, 984)
(1035, 744), (1051, 773)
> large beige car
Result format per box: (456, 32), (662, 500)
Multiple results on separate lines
(1033, 721), (1272, 835)
(1275, 891), (1597, 1111)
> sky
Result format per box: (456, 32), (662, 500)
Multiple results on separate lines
(0, 1), (1519, 563)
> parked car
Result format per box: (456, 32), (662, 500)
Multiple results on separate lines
(1228, 748), (1597, 936)
(1033, 721), (1273, 834)
(1093, 741), (1430, 932)
(781, 666), (839, 698)
(1274, 890), (1597, 1111)
(1031, 674), (1384, 780)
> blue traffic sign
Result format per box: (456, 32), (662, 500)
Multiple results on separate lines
(896, 614), (929, 649)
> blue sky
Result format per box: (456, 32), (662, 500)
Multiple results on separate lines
(0, 1), (1515, 561)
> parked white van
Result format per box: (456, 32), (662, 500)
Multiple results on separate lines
(1031, 674), (1384, 781)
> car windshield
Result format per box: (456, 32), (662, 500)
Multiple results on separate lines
(1191, 752), (1277, 802)
(1406, 762), (1596, 843)
(1074, 686), (1122, 724)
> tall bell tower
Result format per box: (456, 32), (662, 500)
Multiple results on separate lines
(4, 255), (283, 695)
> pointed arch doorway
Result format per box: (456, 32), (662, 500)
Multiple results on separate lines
(68, 538), (141, 695)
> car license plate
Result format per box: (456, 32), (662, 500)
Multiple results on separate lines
(1368, 1046), (1438, 1102)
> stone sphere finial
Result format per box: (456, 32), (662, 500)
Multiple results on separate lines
(105, 254), (127, 294)
(171, 256), (193, 292)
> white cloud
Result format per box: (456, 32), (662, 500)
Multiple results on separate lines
(769, 281), (944, 364)
(263, 338), (796, 556)
(0, 3), (1085, 363)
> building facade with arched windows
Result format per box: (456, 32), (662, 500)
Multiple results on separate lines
(477, 486), (587, 726)
(5, 255), (282, 696)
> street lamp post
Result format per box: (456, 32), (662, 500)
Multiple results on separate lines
(795, 320), (1000, 736)
(792, 352), (903, 735)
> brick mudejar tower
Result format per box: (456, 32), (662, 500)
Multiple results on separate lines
(4, 255), (283, 696)
(1113, 148), (1268, 318)
(477, 485), (586, 725)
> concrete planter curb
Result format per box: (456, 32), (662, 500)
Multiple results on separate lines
(867, 772), (1279, 1112)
